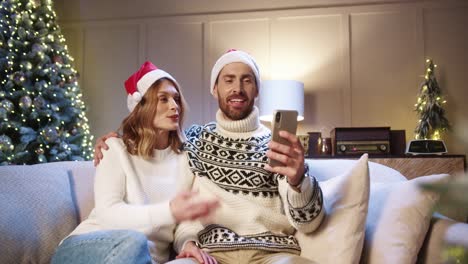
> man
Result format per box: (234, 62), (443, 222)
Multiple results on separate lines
(95, 49), (324, 264)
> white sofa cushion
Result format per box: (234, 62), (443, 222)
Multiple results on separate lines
(361, 173), (450, 264)
(297, 154), (370, 264)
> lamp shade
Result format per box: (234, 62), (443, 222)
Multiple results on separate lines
(259, 80), (304, 122)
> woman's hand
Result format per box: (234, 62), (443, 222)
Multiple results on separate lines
(93, 131), (119, 166)
(176, 241), (217, 264)
(170, 191), (220, 223)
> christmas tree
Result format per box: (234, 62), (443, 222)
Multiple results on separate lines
(414, 58), (450, 140)
(0, 0), (93, 165)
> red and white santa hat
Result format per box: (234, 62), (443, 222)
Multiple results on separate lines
(125, 61), (179, 112)
(210, 49), (261, 95)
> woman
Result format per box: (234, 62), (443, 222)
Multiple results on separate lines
(51, 61), (218, 264)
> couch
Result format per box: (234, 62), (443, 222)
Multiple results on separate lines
(1, 157), (467, 264)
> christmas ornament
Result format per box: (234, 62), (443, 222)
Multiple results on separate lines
(1, 99), (14, 112)
(35, 147), (44, 155)
(12, 71), (25, 85)
(42, 126), (59, 143)
(19, 95), (32, 110)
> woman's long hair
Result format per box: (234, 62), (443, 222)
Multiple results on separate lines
(119, 78), (187, 159)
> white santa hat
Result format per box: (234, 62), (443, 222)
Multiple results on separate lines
(210, 49), (261, 95)
(124, 61), (180, 112)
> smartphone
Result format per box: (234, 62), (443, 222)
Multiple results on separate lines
(269, 110), (298, 167)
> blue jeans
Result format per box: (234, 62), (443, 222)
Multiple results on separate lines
(51, 230), (153, 264)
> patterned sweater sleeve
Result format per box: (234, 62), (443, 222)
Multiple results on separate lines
(173, 220), (204, 253)
(278, 164), (325, 234)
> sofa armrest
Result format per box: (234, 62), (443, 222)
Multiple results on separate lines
(418, 214), (468, 264)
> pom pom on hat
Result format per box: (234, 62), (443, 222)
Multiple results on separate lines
(210, 49), (261, 95)
(124, 61), (179, 112)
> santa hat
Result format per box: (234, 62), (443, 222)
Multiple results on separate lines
(125, 61), (179, 112)
(210, 49), (261, 95)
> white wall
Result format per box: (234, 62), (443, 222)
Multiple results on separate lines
(56, 0), (468, 155)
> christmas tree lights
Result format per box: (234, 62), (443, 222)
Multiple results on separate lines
(0, 0), (93, 164)
(413, 58), (450, 140)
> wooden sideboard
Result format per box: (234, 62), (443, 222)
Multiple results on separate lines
(308, 154), (466, 180)
(369, 155), (466, 180)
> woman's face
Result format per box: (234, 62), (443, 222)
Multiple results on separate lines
(153, 80), (181, 131)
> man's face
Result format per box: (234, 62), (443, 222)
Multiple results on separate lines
(213, 62), (258, 121)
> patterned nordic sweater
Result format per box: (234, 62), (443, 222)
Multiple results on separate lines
(174, 107), (324, 254)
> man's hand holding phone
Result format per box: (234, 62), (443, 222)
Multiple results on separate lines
(265, 110), (305, 188)
(265, 130), (306, 187)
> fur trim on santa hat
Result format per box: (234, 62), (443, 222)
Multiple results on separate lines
(124, 61), (179, 112)
(210, 49), (261, 95)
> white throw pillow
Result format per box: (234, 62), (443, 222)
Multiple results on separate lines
(361, 173), (450, 264)
(297, 154), (370, 264)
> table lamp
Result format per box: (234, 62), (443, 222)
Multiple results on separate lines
(259, 80), (304, 122)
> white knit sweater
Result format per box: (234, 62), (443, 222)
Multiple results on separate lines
(69, 138), (192, 263)
(174, 107), (324, 255)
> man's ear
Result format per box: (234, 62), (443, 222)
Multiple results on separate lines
(213, 85), (219, 99)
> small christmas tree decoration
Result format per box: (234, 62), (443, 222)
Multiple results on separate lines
(407, 58), (450, 155)
(0, 0), (94, 164)
(413, 58), (450, 140)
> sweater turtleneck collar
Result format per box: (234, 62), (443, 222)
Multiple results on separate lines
(216, 106), (260, 133)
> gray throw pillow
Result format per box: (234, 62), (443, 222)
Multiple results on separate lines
(0, 164), (78, 264)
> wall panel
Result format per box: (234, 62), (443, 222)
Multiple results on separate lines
(82, 25), (140, 138)
(147, 22), (205, 127)
(350, 10), (422, 141)
(424, 7), (468, 155)
(271, 14), (345, 136)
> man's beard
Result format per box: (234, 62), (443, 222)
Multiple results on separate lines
(218, 96), (255, 121)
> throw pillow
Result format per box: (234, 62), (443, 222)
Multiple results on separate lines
(41, 161), (95, 221)
(361, 173), (450, 264)
(0, 164), (78, 264)
(297, 154), (370, 264)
